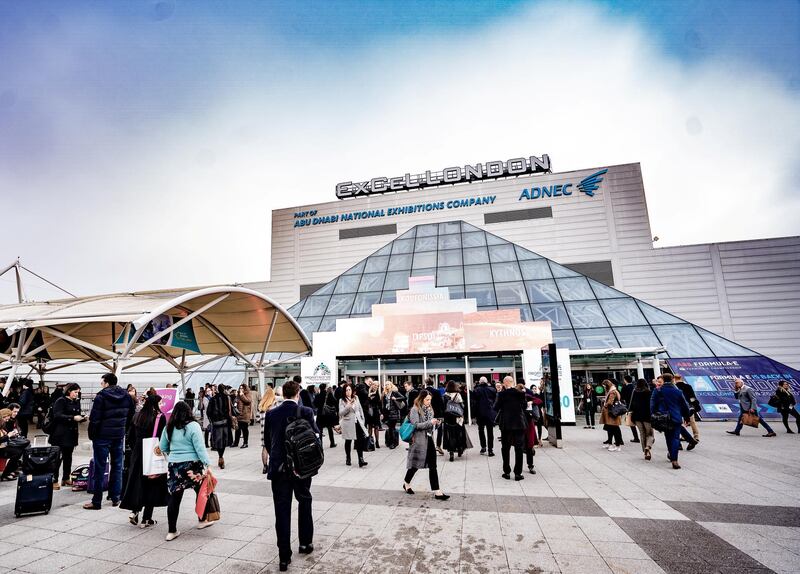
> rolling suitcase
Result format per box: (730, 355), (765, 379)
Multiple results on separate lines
(22, 436), (61, 475)
(15, 472), (54, 517)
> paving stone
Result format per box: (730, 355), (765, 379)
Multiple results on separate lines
(16, 552), (84, 574)
(165, 552), (226, 574)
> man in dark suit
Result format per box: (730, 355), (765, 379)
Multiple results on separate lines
(424, 377), (446, 455)
(494, 375), (528, 480)
(472, 376), (497, 456)
(620, 375), (640, 443)
(264, 379), (319, 571)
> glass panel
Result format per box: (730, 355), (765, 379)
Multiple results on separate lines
(411, 267), (436, 277)
(532, 302), (572, 329)
(461, 221), (481, 233)
(600, 298), (647, 327)
(413, 251), (437, 269)
(313, 280), (337, 296)
(565, 301), (610, 328)
(448, 285), (465, 300)
(388, 254), (413, 271)
(380, 291), (397, 304)
(352, 292), (382, 315)
(414, 235), (437, 252)
(478, 304), (499, 311)
(491, 262), (522, 282)
(462, 231), (487, 247)
(297, 317), (321, 335)
(325, 294), (355, 315)
(384, 271), (410, 290)
(489, 244), (516, 263)
(463, 246), (490, 265)
(391, 238), (415, 254)
(439, 222), (461, 235)
(438, 234), (461, 249)
(299, 295), (330, 317)
(520, 259), (552, 280)
(696, 328), (758, 357)
(365, 256), (389, 273)
(486, 233), (505, 245)
(465, 283), (496, 306)
(613, 326), (660, 347)
(416, 224), (438, 237)
(319, 315), (346, 332)
(552, 329), (579, 350)
(438, 249), (462, 267)
(576, 328), (619, 349)
(495, 282), (528, 305)
(515, 245), (541, 260)
(589, 278), (625, 298)
(343, 260), (365, 275)
(464, 264), (493, 284)
(638, 301), (684, 324)
(653, 325), (713, 357)
(286, 300), (304, 317)
(334, 275), (361, 294)
(549, 261), (580, 278)
(359, 273), (386, 292)
(525, 279), (560, 303)
(373, 243), (392, 257)
(556, 277), (594, 301)
(499, 304), (534, 322)
(396, 227), (416, 240)
(437, 266), (463, 287)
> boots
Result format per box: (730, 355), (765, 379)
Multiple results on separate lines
(358, 456), (368, 468)
(218, 457), (225, 469)
(346, 455), (352, 466)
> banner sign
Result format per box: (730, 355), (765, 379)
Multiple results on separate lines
(667, 357), (800, 419)
(301, 356), (337, 389)
(556, 348), (575, 424)
(116, 315), (201, 353)
(154, 387), (178, 420)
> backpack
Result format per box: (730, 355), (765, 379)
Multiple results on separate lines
(283, 405), (324, 479)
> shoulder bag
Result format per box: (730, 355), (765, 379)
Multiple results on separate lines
(398, 417), (415, 443)
(142, 416), (168, 476)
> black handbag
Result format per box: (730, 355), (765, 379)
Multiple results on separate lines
(650, 411), (674, 433)
(608, 401), (628, 418)
(365, 436), (375, 451)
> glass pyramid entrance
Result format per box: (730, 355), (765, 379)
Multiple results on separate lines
(286, 221), (758, 359)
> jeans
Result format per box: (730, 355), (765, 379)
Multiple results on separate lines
(734, 413), (775, 434)
(679, 425), (695, 443)
(501, 430), (524, 476)
(271, 476), (313, 562)
(404, 437), (439, 490)
(664, 425), (681, 462)
(477, 418), (494, 451)
(91, 437), (124, 506)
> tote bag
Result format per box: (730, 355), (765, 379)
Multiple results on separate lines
(142, 417), (168, 476)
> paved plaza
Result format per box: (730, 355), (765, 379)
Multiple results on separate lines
(0, 423), (798, 574)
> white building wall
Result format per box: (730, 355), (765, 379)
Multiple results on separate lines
(248, 162), (800, 368)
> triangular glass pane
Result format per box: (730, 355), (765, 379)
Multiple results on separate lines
(548, 261), (580, 278)
(588, 278), (626, 299)
(637, 301), (685, 325)
(486, 233), (506, 246)
(286, 300), (304, 317)
(462, 231), (487, 248)
(520, 259), (552, 280)
(696, 327), (758, 357)
(439, 222), (460, 235)
(373, 243), (393, 257)
(489, 244), (516, 263)
(461, 221), (481, 233)
(313, 279), (337, 296)
(396, 227), (416, 240)
(343, 260), (366, 275)
(514, 245), (542, 260)
(298, 295), (330, 317)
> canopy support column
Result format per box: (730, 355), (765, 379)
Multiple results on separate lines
(257, 368), (266, 397)
(423, 356), (427, 383)
(636, 354), (645, 380)
(652, 357), (662, 377)
(2, 330), (24, 397)
(465, 356), (472, 424)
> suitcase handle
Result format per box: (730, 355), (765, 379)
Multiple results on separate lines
(31, 435), (49, 448)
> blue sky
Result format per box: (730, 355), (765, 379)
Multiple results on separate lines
(1, 0), (798, 299)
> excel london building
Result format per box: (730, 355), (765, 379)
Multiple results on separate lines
(249, 155), (800, 418)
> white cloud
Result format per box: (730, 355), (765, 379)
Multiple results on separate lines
(2, 1), (799, 300)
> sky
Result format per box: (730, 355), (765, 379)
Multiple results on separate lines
(1, 0), (799, 302)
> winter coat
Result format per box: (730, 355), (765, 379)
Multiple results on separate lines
(580, 388), (598, 413)
(18, 388), (35, 417)
(48, 396), (81, 448)
(207, 394), (232, 426)
(197, 396), (210, 429)
(236, 390), (253, 423)
(425, 385), (446, 418)
(382, 391), (405, 423)
(88, 385), (135, 441)
(120, 413), (169, 512)
(676, 381), (700, 413)
(338, 397), (367, 441)
(629, 388), (652, 424)
(776, 387), (796, 412)
(650, 383), (691, 424)
(406, 405), (436, 470)
(620, 383), (635, 407)
(494, 388), (528, 431)
(472, 383), (497, 422)
(600, 387), (623, 426)
(315, 389), (339, 427)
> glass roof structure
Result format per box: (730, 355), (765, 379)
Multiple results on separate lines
(286, 221), (760, 359)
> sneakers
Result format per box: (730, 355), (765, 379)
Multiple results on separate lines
(488, 451), (495, 457)
(197, 520), (215, 530)
(726, 431), (740, 436)
(608, 445), (622, 452)
(480, 448), (487, 455)
(165, 531), (181, 542)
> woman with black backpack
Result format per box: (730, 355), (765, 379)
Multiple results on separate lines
(382, 381), (405, 450)
(47, 383), (85, 489)
(121, 394), (169, 528)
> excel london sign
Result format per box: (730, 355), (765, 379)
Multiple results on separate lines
(335, 154), (552, 199)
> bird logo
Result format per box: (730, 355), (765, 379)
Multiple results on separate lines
(577, 169), (608, 197)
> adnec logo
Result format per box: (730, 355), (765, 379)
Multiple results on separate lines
(518, 169), (608, 201)
(313, 362), (331, 376)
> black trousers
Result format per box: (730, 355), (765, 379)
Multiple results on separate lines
(605, 425), (623, 446)
(17, 416), (30, 438)
(584, 409), (595, 426)
(501, 430), (524, 476)
(167, 485), (199, 533)
(385, 422), (398, 448)
(234, 421), (250, 446)
(477, 418), (494, 451)
(781, 408), (800, 431)
(630, 424), (639, 441)
(404, 437), (439, 491)
(525, 446), (535, 469)
(436, 425), (443, 448)
(271, 476), (313, 562)
(55, 445), (74, 482)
